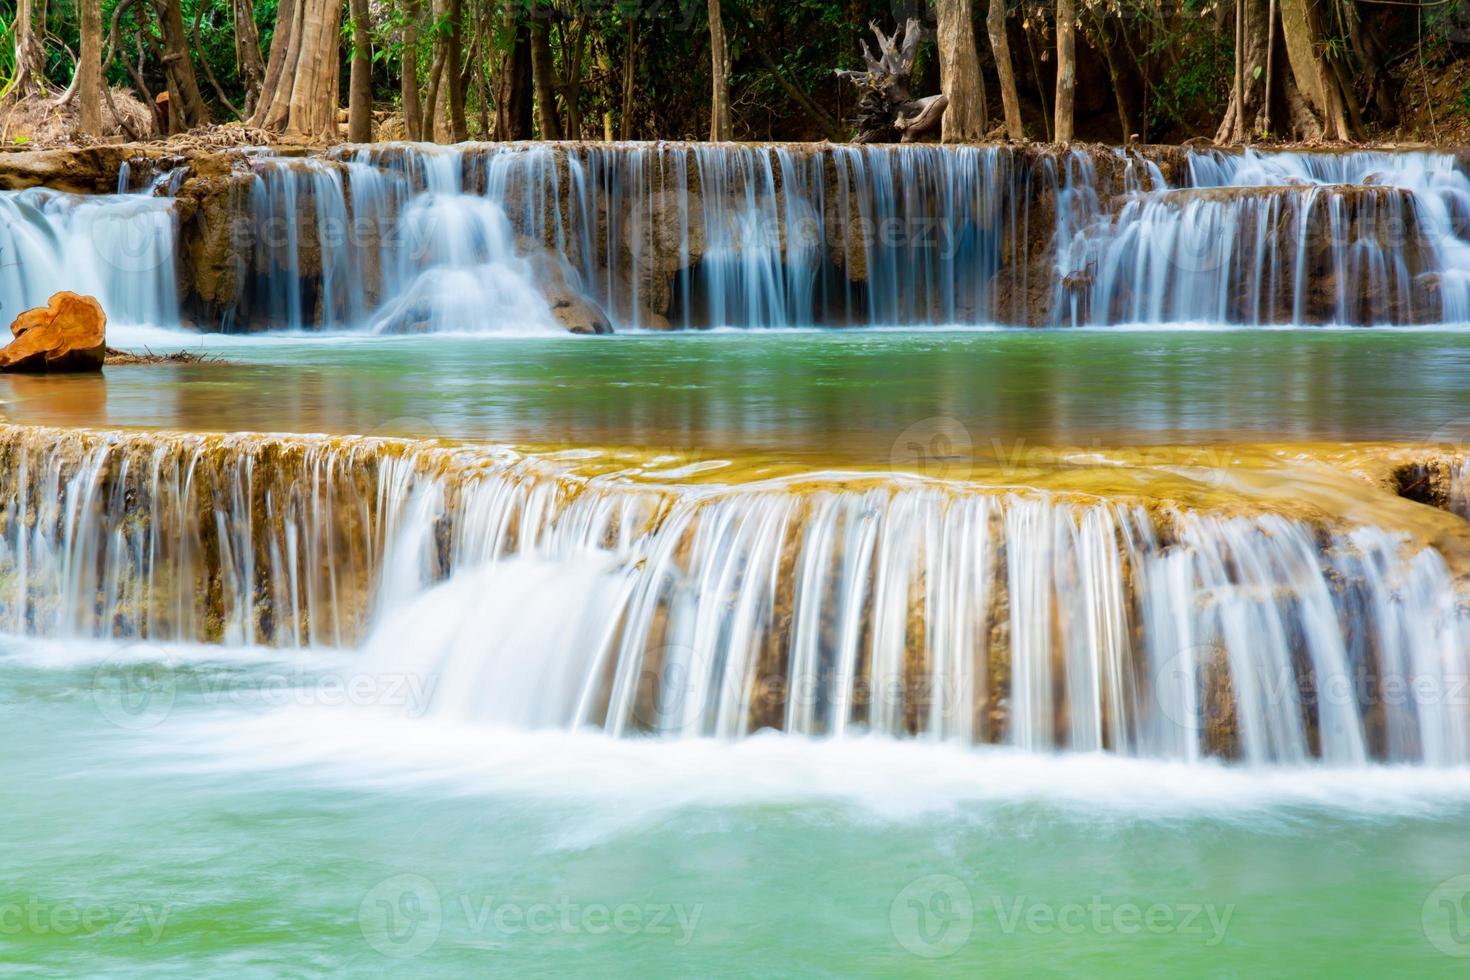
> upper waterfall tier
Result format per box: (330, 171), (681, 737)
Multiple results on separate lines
(4, 422), (1470, 765)
(4, 142), (1469, 331)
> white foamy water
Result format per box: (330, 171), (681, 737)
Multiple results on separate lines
(0, 188), (178, 326)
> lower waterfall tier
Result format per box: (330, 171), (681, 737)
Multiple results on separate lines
(2, 423), (1469, 764)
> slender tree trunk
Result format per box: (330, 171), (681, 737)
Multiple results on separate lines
(561, 16), (586, 139)
(1088, 8), (1131, 141)
(707, 0), (731, 140)
(1216, 0), (1269, 142)
(1054, 0), (1075, 141)
(233, 0), (266, 115)
(152, 0), (212, 128)
(986, 0), (1024, 138)
(1024, 23), (1052, 140)
(348, 0), (373, 141)
(422, 45), (446, 140)
(6, 0), (49, 100)
(192, 6), (242, 115)
(446, 0), (467, 140)
(529, 11), (562, 138)
(620, 17), (637, 140)
(77, 0), (103, 133)
(401, 0), (423, 139)
(935, 0), (985, 141)
(493, 2), (532, 139)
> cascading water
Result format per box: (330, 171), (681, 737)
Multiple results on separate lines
(7, 142), (1470, 331)
(2, 422), (1467, 766)
(248, 151), (560, 332)
(1055, 148), (1470, 325)
(237, 142), (1470, 331)
(0, 186), (178, 326)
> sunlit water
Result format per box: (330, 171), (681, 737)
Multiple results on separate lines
(7, 329), (1470, 974)
(7, 327), (1470, 455)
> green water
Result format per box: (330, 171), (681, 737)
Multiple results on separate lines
(5, 328), (1470, 454)
(7, 645), (1470, 977)
(9, 327), (1470, 976)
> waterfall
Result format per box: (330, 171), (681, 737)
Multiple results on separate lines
(0, 186), (179, 326)
(6, 143), (1470, 331)
(1056, 149), (1470, 325)
(2, 422), (1467, 765)
(227, 142), (1470, 331)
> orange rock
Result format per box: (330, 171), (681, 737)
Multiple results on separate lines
(0, 292), (107, 373)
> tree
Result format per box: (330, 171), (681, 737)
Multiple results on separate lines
(348, 0), (374, 141)
(708, 0), (732, 140)
(529, 7), (563, 138)
(77, 0), (103, 134)
(935, 0), (985, 141)
(5, 0), (50, 101)
(1054, 0), (1075, 141)
(493, 1), (532, 139)
(250, 0), (343, 139)
(401, 0), (424, 139)
(1214, 0), (1359, 142)
(986, 0), (1024, 138)
(446, 0), (468, 140)
(233, 0), (266, 116)
(836, 19), (946, 143)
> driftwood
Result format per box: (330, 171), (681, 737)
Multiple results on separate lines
(835, 19), (946, 143)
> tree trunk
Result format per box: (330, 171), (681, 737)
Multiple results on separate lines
(707, 0), (732, 140)
(1277, 0), (1354, 139)
(620, 17), (637, 140)
(1024, 22), (1052, 141)
(935, 0), (985, 142)
(446, 0), (468, 140)
(250, 0), (342, 139)
(6, 0), (49, 100)
(348, 0), (373, 141)
(1088, 7), (1132, 142)
(252, 0), (295, 127)
(836, 19), (943, 143)
(1054, 0), (1076, 141)
(78, 0), (103, 134)
(421, 45), (446, 140)
(1215, 0), (1269, 142)
(986, 0), (1024, 138)
(529, 11), (562, 139)
(233, 0), (266, 115)
(560, 16), (586, 139)
(493, 2), (532, 140)
(152, 0), (212, 129)
(401, 0), (423, 140)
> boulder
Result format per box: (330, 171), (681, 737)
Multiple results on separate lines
(527, 252), (613, 335)
(0, 292), (107, 373)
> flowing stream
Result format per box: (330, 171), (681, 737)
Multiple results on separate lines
(5, 143), (1470, 974)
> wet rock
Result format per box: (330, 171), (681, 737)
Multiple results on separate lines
(527, 253), (613, 335)
(0, 292), (107, 373)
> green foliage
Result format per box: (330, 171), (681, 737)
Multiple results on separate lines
(1455, 82), (1470, 118)
(1, 0), (1428, 142)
